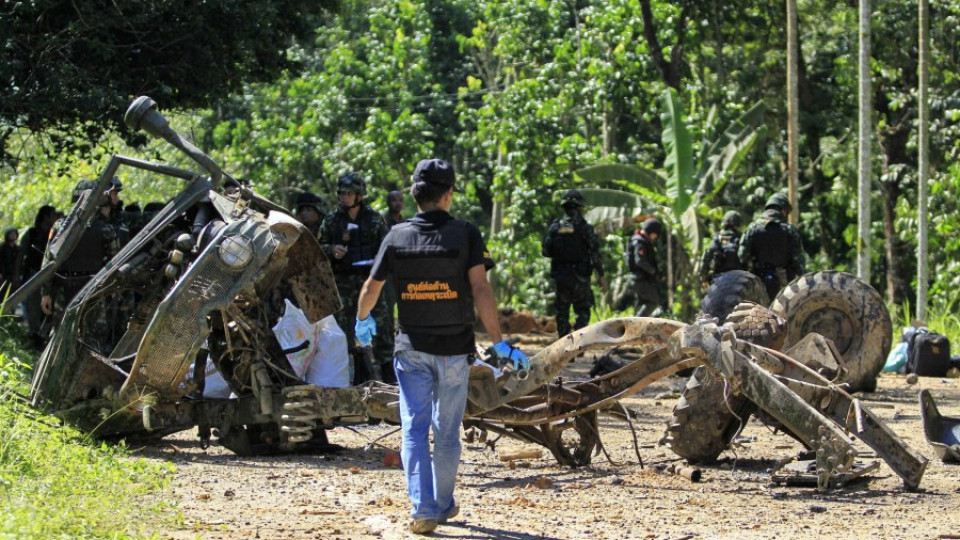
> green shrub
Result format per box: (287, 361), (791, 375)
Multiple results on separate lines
(0, 322), (174, 539)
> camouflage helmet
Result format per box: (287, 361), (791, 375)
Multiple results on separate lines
(764, 192), (792, 212)
(295, 191), (325, 214)
(721, 210), (743, 230)
(71, 180), (96, 203)
(560, 189), (585, 208)
(641, 217), (663, 236)
(337, 172), (366, 197)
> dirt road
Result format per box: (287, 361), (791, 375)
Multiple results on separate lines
(139, 349), (960, 540)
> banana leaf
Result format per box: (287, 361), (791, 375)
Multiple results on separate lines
(660, 88), (694, 216)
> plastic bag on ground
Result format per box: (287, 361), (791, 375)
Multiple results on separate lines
(883, 341), (908, 373)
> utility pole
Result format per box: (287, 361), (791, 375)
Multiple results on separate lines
(917, 0), (930, 322)
(786, 0), (800, 225)
(857, 0), (872, 282)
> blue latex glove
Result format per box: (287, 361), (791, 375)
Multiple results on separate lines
(355, 316), (376, 347)
(491, 340), (530, 371)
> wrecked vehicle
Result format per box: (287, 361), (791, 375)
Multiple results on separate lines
(9, 97), (926, 490)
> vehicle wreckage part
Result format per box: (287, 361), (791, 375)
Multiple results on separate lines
(662, 365), (754, 463)
(125, 96), (224, 187)
(30, 168), (213, 410)
(919, 389), (960, 463)
(669, 325), (860, 483)
(700, 270), (770, 321)
(669, 323), (926, 489)
(664, 302), (782, 462)
(467, 317), (685, 416)
(771, 271), (892, 392)
(119, 216), (281, 402)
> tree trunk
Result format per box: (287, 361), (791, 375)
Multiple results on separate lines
(880, 178), (907, 305)
(786, 0), (800, 225)
(639, 0), (687, 90)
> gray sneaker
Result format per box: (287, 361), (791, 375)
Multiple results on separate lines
(410, 518), (438, 534)
(439, 504), (460, 524)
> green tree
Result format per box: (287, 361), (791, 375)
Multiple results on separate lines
(0, 0), (332, 163)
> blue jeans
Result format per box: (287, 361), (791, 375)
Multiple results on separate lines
(394, 349), (469, 520)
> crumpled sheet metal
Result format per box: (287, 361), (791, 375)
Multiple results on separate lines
(919, 389), (960, 463)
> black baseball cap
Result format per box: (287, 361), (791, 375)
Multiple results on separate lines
(412, 158), (461, 192)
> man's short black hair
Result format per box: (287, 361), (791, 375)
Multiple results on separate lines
(411, 180), (449, 206)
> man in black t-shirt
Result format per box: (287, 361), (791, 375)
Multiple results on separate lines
(354, 158), (527, 535)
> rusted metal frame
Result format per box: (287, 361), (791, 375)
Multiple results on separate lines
(492, 318), (684, 408)
(771, 376), (927, 489)
(462, 419), (547, 447)
(731, 339), (927, 489)
(474, 352), (702, 426)
(669, 324), (860, 482)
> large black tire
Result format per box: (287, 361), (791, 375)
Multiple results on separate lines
(700, 270), (770, 321)
(662, 366), (753, 463)
(770, 271), (892, 392)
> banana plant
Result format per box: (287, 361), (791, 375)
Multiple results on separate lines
(574, 88), (767, 255)
(573, 88), (766, 312)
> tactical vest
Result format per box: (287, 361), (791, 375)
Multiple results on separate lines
(627, 234), (653, 274)
(60, 217), (113, 275)
(751, 220), (791, 269)
(711, 231), (741, 274)
(331, 209), (379, 272)
(390, 220), (475, 335)
(548, 219), (587, 265)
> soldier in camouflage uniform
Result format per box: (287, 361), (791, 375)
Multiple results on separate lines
(700, 210), (744, 286)
(541, 189), (606, 337)
(40, 180), (125, 351)
(294, 191), (326, 237)
(318, 173), (394, 383)
(627, 218), (663, 317)
(381, 190), (406, 333)
(738, 193), (805, 299)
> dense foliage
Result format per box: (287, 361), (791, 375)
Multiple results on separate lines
(3, 0), (960, 319)
(0, 0), (332, 162)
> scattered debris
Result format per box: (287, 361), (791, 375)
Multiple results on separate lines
(498, 448), (543, 462)
(532, 477), (554, 489)
(654, 463), (702, 482)
(382, 450), (402, 468)
(919, 389), (960, 463)
(771, 459), (880, 488)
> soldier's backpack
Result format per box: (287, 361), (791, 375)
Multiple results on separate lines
(907, 330), (951, 377)
(711, 232), (741, 275)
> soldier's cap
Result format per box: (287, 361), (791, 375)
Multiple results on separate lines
(3, 226), (18, 238)
(295, 192), (325, 212)
(412, 159), (461, 192)
(223, 177), (241, 189)
(109, 177), (122, 191)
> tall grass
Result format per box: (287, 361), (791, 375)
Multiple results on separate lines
(0, 320), (174, 539)
(890, 298), (960, 346)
